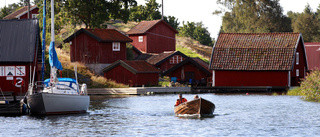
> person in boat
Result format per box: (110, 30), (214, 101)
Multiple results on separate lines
(175, 94), (188, 106)
(194, 95), (199, 99)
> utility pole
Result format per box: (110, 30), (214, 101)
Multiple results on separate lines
(161, 0), (163, 20)
(27, 0), (30, 19)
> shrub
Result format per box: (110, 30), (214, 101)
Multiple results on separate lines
(300, 70), (320, 102)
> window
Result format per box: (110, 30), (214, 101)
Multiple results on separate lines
(32, 14), (38, 18)
(112, 42), (120, 51)
(138, 36), (143, 42)
(296, 52), (299, 65)
(296, 69), (299, 77)
(169, 55), (184, 64)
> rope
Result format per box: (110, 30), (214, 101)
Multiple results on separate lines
(0, 88), (7, 101)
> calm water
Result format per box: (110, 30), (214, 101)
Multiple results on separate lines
(1, 94), (320, 136)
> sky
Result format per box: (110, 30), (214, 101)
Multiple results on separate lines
(1, 0), (320, 39)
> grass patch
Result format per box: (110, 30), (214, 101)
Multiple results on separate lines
(287, 87), (304, 96)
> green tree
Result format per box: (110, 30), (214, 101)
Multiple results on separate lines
(178, 21), (213, 46)
(163, 16), (179, 30)
(109, 0), (137, 23)
(216, 0), (291, 33)
(291, 4), (320, 42)
(0, 3), (22, 19)
(144, 0), (161, 20)
(62, 0), (110, 29)
(129, 0), (161, 21)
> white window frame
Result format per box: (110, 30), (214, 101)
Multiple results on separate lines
(138, 36), (143, 42)
(296, 52), (299, 65)
(296, 69), (299, 77)
(32, 14), (38, 18)
(112, 42), (120, 51)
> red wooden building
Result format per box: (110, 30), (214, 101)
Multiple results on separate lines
(0, 19), (41, 96)
(63, 28), (132, 74)
(146, 51), (211, 85)
(102, 60), (159, 86)
(304, 42), (320, 70)
(209, 33), (308, 87)
(126, 20), (178, 54)
(3, 5), (39, 19)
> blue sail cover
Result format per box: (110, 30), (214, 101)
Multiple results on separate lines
(49, 41), (63, 70)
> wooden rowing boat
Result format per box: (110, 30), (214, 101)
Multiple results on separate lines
(174, 98), (215, 115)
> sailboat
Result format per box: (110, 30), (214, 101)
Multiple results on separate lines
(25, 0), (90, 115)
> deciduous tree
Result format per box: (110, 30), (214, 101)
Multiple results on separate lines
(290, 4), (320, 42)
(216, 0), (291, 33)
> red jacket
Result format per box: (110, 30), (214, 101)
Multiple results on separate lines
(175, 98), (187, 106)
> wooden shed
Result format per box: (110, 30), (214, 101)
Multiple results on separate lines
(126, 20), (178, 54)
(304, 42), (320, 71)
(63, 28), (132, 74)
(0, 19), (41, 96)
(3, 5), (39, 19)
(102, 60), (159, 86)
(162, 58), (212, 86)
(146, 51), (211, 85)
(209, 33), (308, 87)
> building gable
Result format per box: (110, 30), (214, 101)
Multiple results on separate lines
(146, 51), (188, 66)
(102, 60), (159, 74)
(126, 20), (178, 35)
(3, 5), (38, 19)
(64, 28), (132, 43)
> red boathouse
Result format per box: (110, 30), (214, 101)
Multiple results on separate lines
(0, 19), (42, 96)
(146, 51), (211, 85)
(102, 60), (159, 86)
(126, 20), (178, 54)
(209, 33), (308, 87)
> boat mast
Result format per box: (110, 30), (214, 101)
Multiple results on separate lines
(41, 0), (46, 82)
(49, 0), (57, 86)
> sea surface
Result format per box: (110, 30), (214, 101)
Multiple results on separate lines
(1, 94), (320, 136)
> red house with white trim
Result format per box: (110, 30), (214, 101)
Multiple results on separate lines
(102, 60), (159, 86)
(3, 5), (39, 19)
(126, 20), (178, 54)
(63, 28), (132, 74)
(209, 33), (308, 87)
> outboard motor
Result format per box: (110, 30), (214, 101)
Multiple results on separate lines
(80, 84), (87, 95)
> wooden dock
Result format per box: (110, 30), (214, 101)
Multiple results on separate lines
(88, 87), (191, 95)
(192, 86), (289, 93)
(0, 96), (25, 116)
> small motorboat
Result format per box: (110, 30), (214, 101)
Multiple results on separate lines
(174, 98), (215, 116)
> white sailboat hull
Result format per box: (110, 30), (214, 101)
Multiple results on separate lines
(27, 93), (89, 115)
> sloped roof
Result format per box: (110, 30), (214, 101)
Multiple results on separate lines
(126, 19), (178, 35)
(63, 28), (132, 43)
(0, 19), (40, 62)
(146, 51), (188, 65)
(192, 58), (210, 72)
(102, 60), (159, 74)
(210, 33), (302, 71)
(162, 58), (211, 76)
(305, 42), (320, 70)
(3, 5), (38, 19)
